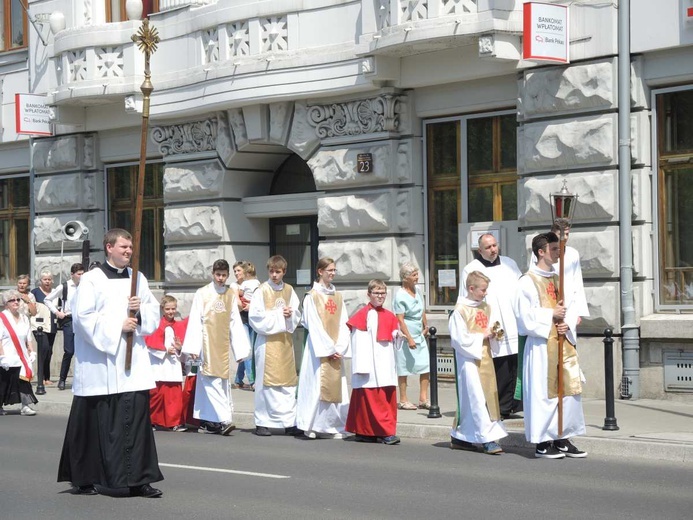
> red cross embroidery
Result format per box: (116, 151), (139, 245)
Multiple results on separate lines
(547, 281), (558, 303)
(325, 299), (337, 315)
(475, 311), (488, 330)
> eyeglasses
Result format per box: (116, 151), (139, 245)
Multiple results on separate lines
(370, 292), (387, 296)
(5, 298), (21, 303)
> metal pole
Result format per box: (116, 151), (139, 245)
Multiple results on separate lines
(618, 0), (639, 399)
(35, 330), (46, 395)
(602, 328), (620, 430)
(427, 327), (441, 419)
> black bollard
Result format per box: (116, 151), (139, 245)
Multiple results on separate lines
(35, 329), (46, 395)
(602, 328), (619, 431)
(427, 327), (442, 419)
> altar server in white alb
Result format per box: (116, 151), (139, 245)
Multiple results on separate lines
(449, 271), (507, 455)
(57, 228), (164, 498)
(181, 259), (250, 435)
(249, 255), (302, 437)
(460, 233), (523, 418)
(515, 232), (587, 460)
(296, 257), (351, 439)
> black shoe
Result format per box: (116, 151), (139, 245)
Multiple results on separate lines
(354, 434), (377, 443)
(377, 435), (401, 445)
(75, 485), (98, 495)
(535, 441), (566, 459)
(130, 484), (162, 498)
(254, 426), (272, 437)
(58, 380), (66, 390)
(450, 437), (478, 451)
(284, 426), (304, 436)
(554, 439), (587, 458)
(197, 422), (222, 434)
(221, 422), (236, 436)
(36, 387), (46, 395)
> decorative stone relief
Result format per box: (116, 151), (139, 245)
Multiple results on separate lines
(632, 223), (653, 279)
(32, 134), (94, 173)
(630, 111), (650, 166)
(261, 16), (288, 52)
(401, 0), (428, 22)
(443, 0), (478, 15)
(519, 59), (616, 120)
(33, 255), (82, 282)
(67, 49), (86, 81)
(396, 236), (424, 280)
(288, 102), (320, 159)
(34, 174), (94, 212)
(570, 228), (619, 278)
(216, 111), (238, 168)
(308, 142), (394, 189)
(269, 102), (293, 146)
(34, 213), (104, 251)
(396, 140), (414, 183)
(202, 28), (220, 64)
(164, 206), (224, 243)
(318, 193), (390, 234)
(318, 238), (396, 281)
(518, 114), (617, 174)
(580, 283), (620, 333)
(228, 21), (250, 57)
(165, 248), (226, 283)
(519, 171), (617, 225)
(377, 1), (391, 30)
(151, 118), (217, 156)
(96, 47), (124, 78)
(631, 168), (651, 223)
(227, 109), (248, 149)
(307, 94), (403, 139)
(163, 160), (225, 201)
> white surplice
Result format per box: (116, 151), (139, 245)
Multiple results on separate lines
(531, 245), (589, 317)
(248, 280), (301, 428)
(71, 268), (160, 396)
(148, 326), (183, 383)
(514, 266), (586, 443)
(449, 299), (508, 444)
(460, 256), (522, 357)
(181, 282), (251, 424)
(350, 309), (399, 390)
(296, 283), (351, 435)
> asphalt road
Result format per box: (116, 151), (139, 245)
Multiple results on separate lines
(0, 413), (690, 520)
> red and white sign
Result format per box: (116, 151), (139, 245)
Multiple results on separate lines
(523, 2), (569, 63)
(15, 94), (52, 136)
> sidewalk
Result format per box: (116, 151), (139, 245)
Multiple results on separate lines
(10, 378), (693, 464)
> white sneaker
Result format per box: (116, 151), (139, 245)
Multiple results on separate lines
(332, 433), (347, 440)
(20, 406), (37, 416)
(304, 430), (317, 439)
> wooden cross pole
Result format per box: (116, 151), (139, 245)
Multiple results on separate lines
(125, 19), (160, 371)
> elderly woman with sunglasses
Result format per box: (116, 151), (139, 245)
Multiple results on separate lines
(0, 290), (38, 416)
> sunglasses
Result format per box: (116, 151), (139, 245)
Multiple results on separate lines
(5, 298), (21, 303)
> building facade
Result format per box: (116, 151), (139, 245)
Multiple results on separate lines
(1, 0), (692, 400)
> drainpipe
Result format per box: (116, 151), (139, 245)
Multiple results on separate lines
(618, 0), (639, 399)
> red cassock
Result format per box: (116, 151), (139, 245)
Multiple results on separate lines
(146, 318), (189, 428)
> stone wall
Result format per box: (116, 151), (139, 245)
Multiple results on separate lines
(31, 133), (103, 281)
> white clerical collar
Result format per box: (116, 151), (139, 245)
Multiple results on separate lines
(529, 264), (554, 278)
(106, 261), (127, 274)
(268, 280), (284, 290)
(313, 282), (335, 295)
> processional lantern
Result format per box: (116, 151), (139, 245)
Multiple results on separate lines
(550, 180), (577, 233)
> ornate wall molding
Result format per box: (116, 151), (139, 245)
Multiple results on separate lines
(307, 94), (404, 139)
(151, 118), (218, 156)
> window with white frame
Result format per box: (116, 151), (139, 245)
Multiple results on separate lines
(425, 111), (517, 306)
(655, 87), (693, 308)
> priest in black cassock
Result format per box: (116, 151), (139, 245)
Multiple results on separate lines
(57, 228), (164, 497)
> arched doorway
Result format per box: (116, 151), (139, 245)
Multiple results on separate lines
(268, 154), (319, 291)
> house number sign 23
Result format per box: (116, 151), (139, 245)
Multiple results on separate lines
(356, 153), (373, 174)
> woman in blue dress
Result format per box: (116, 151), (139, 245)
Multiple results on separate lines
(393, 262), (430, 410)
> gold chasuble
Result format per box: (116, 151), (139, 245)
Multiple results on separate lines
(201, 287), (237, 379)
(455, 302), (501, 421)
(262, 283), (298, 387)
(310, 290), (343, 403)
(527, 272), (582, 399)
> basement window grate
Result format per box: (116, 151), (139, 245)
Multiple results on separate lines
(663, 351), (693, 392)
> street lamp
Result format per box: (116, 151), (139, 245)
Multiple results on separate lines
(549, 180), (577, 437)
